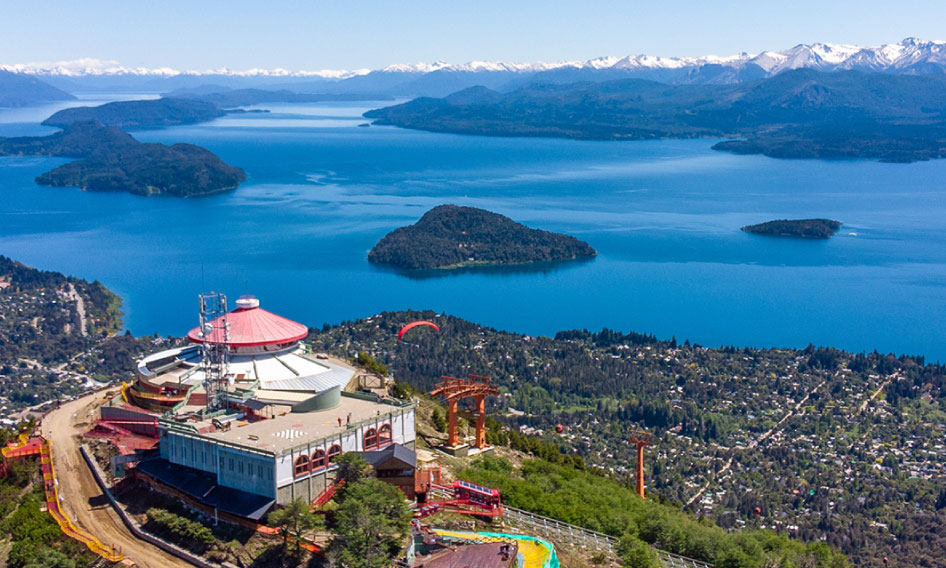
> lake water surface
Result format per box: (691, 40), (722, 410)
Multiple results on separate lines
(1, 98), (945, 360)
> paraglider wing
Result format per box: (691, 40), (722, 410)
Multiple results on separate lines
(398, 320), (440, 341)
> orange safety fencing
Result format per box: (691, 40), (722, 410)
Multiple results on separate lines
(31, 438), (124, 562)
(1, 433), (41, 459)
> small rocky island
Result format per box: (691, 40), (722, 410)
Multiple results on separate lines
(741, 218), (842, 239)
(368, 204), (597, 270)
(0, 120), (246, 197)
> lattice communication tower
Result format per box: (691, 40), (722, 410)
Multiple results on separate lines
(198, 292), (230, 412)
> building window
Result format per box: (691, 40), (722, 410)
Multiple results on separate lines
(258, 465), (263, 478)
(294, 454), (310, 477)
(364, 428), (378, 450)
(311, 449), (327, 471)
(379, 423), (393, 447)
(229, 458), (234, 471)
(327, 444), (342, 463)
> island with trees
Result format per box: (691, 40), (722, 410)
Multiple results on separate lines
(741, 218), (842, 239)
(42, 98), (225, 130)
(0, 120), (246, 197)
(368, 204), (596, 270)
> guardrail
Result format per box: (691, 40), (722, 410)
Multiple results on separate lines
(502, 505), (712, 568)
(422, 486), (712, 568)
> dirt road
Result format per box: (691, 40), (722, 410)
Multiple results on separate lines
(41, 393), (193, 568)
(65, 283), (89, 337)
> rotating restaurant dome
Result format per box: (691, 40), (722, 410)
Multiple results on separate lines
(186, 296), (308, 348)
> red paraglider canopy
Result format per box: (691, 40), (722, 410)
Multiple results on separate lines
(397, 320), (440, 341)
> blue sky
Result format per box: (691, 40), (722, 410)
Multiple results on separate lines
(1, 0), (944, 70)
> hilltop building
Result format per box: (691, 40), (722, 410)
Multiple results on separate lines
(101, 295), (416, 520)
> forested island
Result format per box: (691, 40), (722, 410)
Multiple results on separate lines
(0, 121), (246, 197)
(42, 98), (225, 130)
(364, 69), (946, 162)
(368, 204), (596, 270)
(741, 218), (842, 239)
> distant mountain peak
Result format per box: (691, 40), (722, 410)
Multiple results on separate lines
(3, 38), (946, 81)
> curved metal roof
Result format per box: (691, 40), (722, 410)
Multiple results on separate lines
(186, 299), (308, 347)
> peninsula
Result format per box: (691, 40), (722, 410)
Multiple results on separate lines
(741, 218), (842, 239)
(364, 69), (946, 162)
(0, 120), (246, 197)
(0, 70), (75, 107)
(165, 87), (394, 107)
(368, 204), (596, 270)
(42, 98), (225, 130)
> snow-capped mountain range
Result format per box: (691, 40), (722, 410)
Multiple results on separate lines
(3, 38), (945, 79)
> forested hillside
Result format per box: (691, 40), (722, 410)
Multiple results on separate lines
(0, 256), (180, 413)
(307, 310), (946, 567)
(365, 69), (946, 162)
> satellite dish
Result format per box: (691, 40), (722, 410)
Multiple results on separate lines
(203, 323), (214, 335)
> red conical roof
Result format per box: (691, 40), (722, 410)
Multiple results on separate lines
(187, 297), (308, 347)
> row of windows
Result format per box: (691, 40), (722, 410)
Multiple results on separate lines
(221, 453), (273, 480)
(291, 423), (395, 478)
(172, 438), (273, 482)
(364, 423), (393, 451)
(294, 444), (342, 477)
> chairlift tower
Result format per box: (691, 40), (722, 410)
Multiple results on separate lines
(628, 430), (652, 500)
(198, 292), (230, 412)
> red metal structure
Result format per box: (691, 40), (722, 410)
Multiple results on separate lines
(430, 375), (499, 449)
(628, 430), (652, 500)
(1, 435), (123, 561)
(413, 479), (503, 519)
(310, 478), (346, 510)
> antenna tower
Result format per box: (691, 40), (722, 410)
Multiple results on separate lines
(198, 292), (230, 412)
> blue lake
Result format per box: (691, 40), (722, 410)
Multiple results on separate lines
(1, 99), (945, 361)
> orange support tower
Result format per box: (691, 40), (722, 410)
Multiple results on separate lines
(430, 375), (499, 449)
(628, 430), (652, 500)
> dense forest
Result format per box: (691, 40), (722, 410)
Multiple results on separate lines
(741, 219), (842, 239)
(42, 97), (224, 130)
(368, 204), (596, 270)
(0, 121), (246, 197)
(307, 310), (946, 567)
(364, 69), (946, 162)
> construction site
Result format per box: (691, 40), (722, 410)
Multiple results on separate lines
(0, 293), (713, 568)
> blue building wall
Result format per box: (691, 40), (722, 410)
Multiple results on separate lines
(161, 430), (277, 499)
